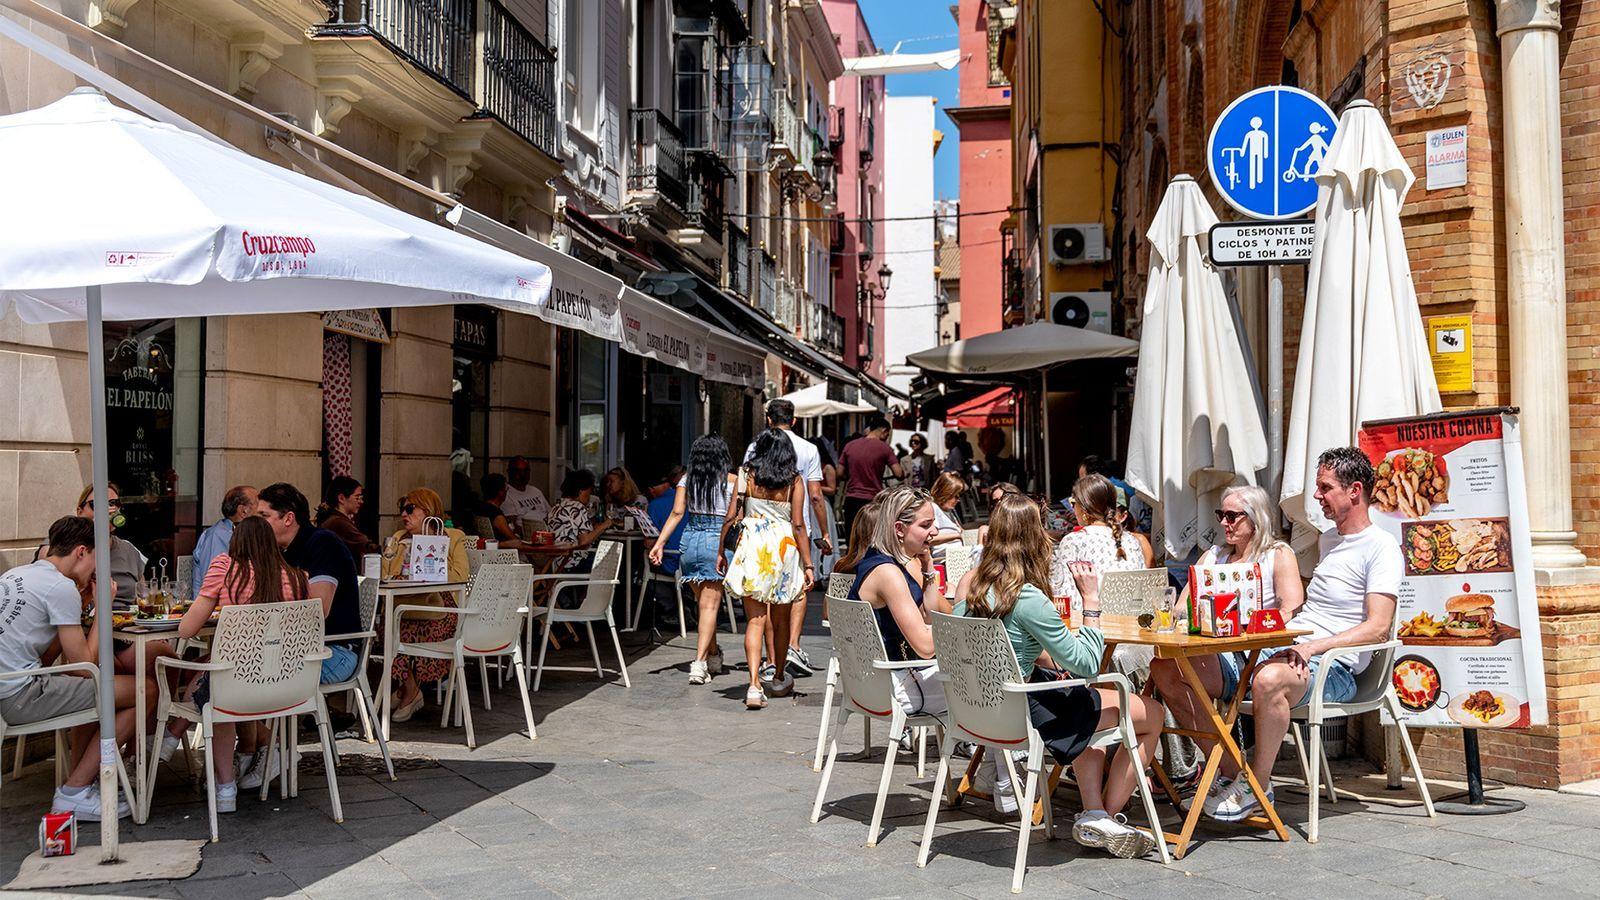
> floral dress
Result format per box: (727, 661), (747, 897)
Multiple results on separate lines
(723, 497), (804, 605)
(549, 498), (597, 571)
(381, 528), (469, 684)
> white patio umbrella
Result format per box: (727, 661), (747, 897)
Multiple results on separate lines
(1280, 100), (1441, 550)
(0, 88), (552, 859)
(906, 320), (1138, 375)
(778, 382), (875, 418)
(1125, 176), (1269, 558)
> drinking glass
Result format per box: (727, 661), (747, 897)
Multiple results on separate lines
(1156, 587), (1179, 634)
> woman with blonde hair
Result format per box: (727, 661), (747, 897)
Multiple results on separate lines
(954, 492), (1165, 858)
(380, 487), (470, 721)
(1147, 483), (1303, 817)
(1049, 474), (1146, 614)
(845, 486), (950, 717)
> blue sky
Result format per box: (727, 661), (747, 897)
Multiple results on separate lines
(857, 0), (960, 201)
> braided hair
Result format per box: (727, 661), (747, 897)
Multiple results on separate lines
(1070, 474), (1127, 560)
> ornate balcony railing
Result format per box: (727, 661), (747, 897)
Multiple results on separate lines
(810, 302), (844, 357)
(776, 278), (798, 330)
(628, 108), (689, 212)
(479, 0), (557, 158)
(321, 0), (474, 97)
(688, 168), (726, 240)
(727, 223), (751, 298)
(757, 250), (777, 318)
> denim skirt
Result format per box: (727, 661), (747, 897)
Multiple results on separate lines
(680, 513), (727, 584)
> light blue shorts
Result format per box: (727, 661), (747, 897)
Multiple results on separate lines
(679, 513), (727, 584)
(320, 644), (359, 684)
(1218, 646), (1357, 707)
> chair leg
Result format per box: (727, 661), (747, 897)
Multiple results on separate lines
(356, 681), (396, 781)
(11, 734), (23, 780)
(608, 623), (632, 688)
(511, 646), (538, 742)
(1288, 722), (1312, 789)
(457, 653), (476, 749)
(282, 717), (294, 799)
(1011, 739), (1042, 894)
(810, 706), (851, 823)
(1387, 694), (1436, 818)
(533, 616), (554, 692)
(145, 708), (174, 821)
(584, 622), (604, 677)
(917, 726), (928, 778)
(478, 657), (493, 712)
(53, 730), (66, 787)
(867, 712), (905, 848)
(354, 684), (374, 743)
(201, 714), (218, 843)
(1318, 732), (1338, 803)
(917, 731), (954, 868)
(313, 698), (344, 824)
(1307, 721), (1322, 844)
(257, 720), (278, 802)
(813, 658), (839, 773)
(1130, 731), (1172, 865)
(439, 664), (456, 729)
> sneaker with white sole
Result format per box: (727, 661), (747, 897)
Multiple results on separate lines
(758, 661), (777, 684)
(1199, 775), (1234, 816)
(1073, 811), (1156, 859)
(52, 784), (131, 821)
(786, 646), (815, 675)
(215, 781), (238, 814)
(158, 732), (183, 764)
(1208, 778), (1272, 823)
(745, 686), (766, 709)
(688, 660), (710, 685)
(239, 752), (283, 791)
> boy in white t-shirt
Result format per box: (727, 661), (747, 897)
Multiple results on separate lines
(0, 516), (143, 820)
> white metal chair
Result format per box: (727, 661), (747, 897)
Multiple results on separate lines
(527, 541), (630, 690)
(319, 576), (394, 779)
(397, 563), (539, 749)
(941, 544), (975, 588)
(810, 598), (945, 847)
(147, 599), (340, 841)
(813, 572), (869, 773)
(466, 547), (519, 576)
(1238, 637), (1435, 842)
(919, 612), (1170, 891)
(0, 663), (135, 810)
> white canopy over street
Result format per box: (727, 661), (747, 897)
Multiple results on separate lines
(778, 382), (876, 418)
(906, 321), (1138, 375)
(843, 48), (960, 75)
(1125, 176), (1269, 558)
(1281, 99), (1442, 545)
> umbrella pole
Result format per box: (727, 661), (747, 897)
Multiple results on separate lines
(86, 285), (120, 860)
(1267, 265), (1285, 498)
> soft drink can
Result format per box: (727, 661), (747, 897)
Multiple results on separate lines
(39, 811), (76, 857)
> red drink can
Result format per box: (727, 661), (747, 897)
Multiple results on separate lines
(933, 564), (948, 592)
(40, 811), (76, 857)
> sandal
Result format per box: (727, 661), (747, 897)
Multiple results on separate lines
(745, 686), (766, 710)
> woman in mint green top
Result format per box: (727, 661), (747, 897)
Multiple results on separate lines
(953, 492), (1166, 859)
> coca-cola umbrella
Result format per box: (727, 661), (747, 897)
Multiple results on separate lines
(0, 88), (552, 859)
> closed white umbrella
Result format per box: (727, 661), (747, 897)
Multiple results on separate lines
(1125, 176), (1269, 558)
(0, 88), (552, 859)
(1280, 100), (1441, 548)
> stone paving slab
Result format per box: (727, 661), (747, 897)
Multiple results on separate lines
(3, 598), (1599, 898)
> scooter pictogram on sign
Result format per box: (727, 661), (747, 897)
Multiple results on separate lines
(1207, 86), (1338, 220)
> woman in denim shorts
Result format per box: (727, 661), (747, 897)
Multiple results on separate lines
(650, 435), (738, 686)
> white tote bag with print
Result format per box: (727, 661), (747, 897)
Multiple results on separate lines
(407, 516), (450, 583)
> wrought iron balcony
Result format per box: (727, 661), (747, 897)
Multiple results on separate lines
(321, 0), (475, 97)
(776, 278), (798, 330)
(727, 224), (751, 298)
(628, 108), (690, 212)
(757, 250), (777, 318)
(688, 168), (726, 241)
(479, 0), (557, 158)
(811, 304), (845, 358)
(769, 89), (803, 168)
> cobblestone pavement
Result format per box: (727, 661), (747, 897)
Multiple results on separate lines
(4, 597), (1598, 898)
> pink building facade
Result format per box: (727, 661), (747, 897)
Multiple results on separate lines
(946, 0), (1013, 338)
(822, 0), (886, 380)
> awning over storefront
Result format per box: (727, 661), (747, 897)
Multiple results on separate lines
(944, 386), (1017, 428)
(665, 273), (859, 388)
(778, 382), (875, 417)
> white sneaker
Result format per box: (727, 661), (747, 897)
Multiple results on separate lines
(239, 752), (282, 791)
(1208, 778), (1272, 823)
(235, 752), (256, 782)
(786, 646), (815, 675)
(52, 784), (131, 821)
(688, 660), (710, 685)
(158, 732), (183, 764)
(758, 661), (777, 683)
(1199, 775), (1234, 816)
(1073, 810), (1156, 859)
(706, 645), (725, 675)
(978, 753), (1018, 814)
(215, 781), (238, 814)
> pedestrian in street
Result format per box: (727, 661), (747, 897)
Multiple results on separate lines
(840, 414), (905, 539)
(903, 433), (936, 490)
(378, 487), (470, 723)
(809, 434), (840, 580)
(314, 476), (375, 566)
(719, 428), (813, 708)
(650, 436), (737, 685)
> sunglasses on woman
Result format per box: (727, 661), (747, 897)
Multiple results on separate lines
(399, 502), (417, 515)
(1215, 509), (1248, 525)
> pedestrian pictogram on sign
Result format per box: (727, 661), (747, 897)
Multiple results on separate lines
(1207, 86), (1339, 220)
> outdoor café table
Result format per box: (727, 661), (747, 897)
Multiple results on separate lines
(113, 616), (215, 824)
(374, 579), (468, 740)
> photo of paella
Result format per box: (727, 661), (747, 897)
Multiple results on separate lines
(1402, 518), (1512, 576)
(1373, 448), (1449, 518)
(1393, 656), (1444, 712)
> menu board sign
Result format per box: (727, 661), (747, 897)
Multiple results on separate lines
(1359, 409), (1548, 728)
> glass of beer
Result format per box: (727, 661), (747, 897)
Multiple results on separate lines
(1156, 587), (1179, 634)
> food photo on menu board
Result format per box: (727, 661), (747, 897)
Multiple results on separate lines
(1357, 409), (1549, 730)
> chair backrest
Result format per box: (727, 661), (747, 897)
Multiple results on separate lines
(573, 540), (623, 616)
(827, 598), (898, 720)
(1098, 568), (1168, 619)
(361, 553), (381, 580)
(825, 572), (854, 604)
(960, 528), (981, 547)
(350, 575), (381, 665)
(1352, 619), (1405, 705)
(929, 611), (1032, 748)
(942, 545), (975, 588)
(458, 563), (536, 653)
(467, 547), (519, 576)
(175, 555), (194, 601)
(473, 516), (496, 540)
(208, 599), (325, 718)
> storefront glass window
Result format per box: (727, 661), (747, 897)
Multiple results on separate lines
(452, 306), (496, 521)
(575, 332), (610, 474)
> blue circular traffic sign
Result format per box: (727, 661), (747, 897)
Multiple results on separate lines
(1207, 86), (1338, 220)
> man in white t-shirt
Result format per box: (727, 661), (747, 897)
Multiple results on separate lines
(0, 516), (141, 820)
(502, 456), (551, 527)
(743, 399), (832, 678)
(1187, 446), (1401, 823)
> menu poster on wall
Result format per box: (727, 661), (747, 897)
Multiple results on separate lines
(1359, 409), (1548, 728)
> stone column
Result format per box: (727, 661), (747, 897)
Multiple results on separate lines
(1499, 0), (1588, 569)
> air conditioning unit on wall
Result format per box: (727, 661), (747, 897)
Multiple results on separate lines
(1047, 223), (1108, 266)
(1049, 291), (1112, 333)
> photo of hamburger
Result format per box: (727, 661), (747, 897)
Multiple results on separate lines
(1443, 593), (1496, 640)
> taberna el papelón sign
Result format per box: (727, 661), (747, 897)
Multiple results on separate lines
(1208, 219), (1316, 266)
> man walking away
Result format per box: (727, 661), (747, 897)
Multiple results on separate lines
(841, 415), (905, 537)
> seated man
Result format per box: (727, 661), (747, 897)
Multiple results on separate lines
(1149, 446), (1401, 822)
(645, 468), (684, 576)
(191, 484), (258, 582)
(502, 455), (551, 532)
(477, 473), (531, 552)
(1, 516), (144, 820)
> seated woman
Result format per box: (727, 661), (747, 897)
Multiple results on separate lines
(380, 488), (470, 722)
(315, 476), (376, 567)
(846, 486), (951, 718)
(928, 473), (966, 555)
(167, 516), (309, 811)
(602, 467), (657, 537)
(953, 491), (1165, 859)
(548, 469), (622, 574)
(476, 472), (533, 552)
(1049, 474), (1147, 612)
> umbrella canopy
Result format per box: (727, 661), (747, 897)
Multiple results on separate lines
(778, 382), (875, 418)
(944, 386), (1017, 429)
(1280, 100), (1441, 545)
(0, 88), (551, 322)
(1125, 176), (1269, 558)
(906, 321), (1138, 376)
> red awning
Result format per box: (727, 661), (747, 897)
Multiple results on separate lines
(944, 387), (1017, 429)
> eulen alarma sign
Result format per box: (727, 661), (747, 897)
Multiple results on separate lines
(1208, 219), (1316, 266)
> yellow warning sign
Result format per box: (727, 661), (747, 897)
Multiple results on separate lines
(1425, 314), (1473, 394)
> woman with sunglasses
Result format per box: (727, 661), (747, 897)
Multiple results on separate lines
(1145, 484), (1301, 811)
(380, 488), (471, 722)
